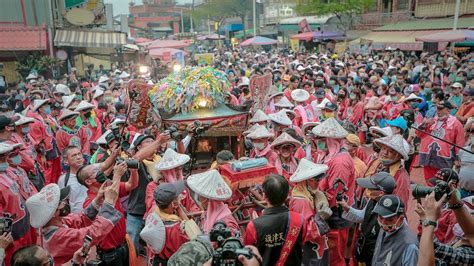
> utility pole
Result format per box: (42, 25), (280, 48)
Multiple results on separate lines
(451, 0), (461, 50)
(253, 0), (256, 37)
(190, 0), (195, 33)
(180, 10), (184, 33)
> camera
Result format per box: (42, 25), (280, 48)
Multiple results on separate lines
(412, 181), (451, 201)
(116, 157), (139, 169)
(0, 216), (12, 235)
(165, 125), (187, 142)
(412, 168), (459, 201)
(210, 221), (253, 266)
(193, 120), (211, 136)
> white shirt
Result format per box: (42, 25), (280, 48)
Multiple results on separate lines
(57, 173), (88, 213)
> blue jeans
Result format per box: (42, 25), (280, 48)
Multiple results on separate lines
(126, 214), (144, 253)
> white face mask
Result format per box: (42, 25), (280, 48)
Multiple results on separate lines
(253, 142), (266, 151)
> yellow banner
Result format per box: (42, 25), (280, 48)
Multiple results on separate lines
(290, 39), (299, 52)
(194, 53), (215, 66)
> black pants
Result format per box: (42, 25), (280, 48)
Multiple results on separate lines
(98, 242), (129, 266)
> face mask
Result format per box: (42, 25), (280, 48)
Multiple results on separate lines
(435, 70), (440, 75)
(390, 96), (398, 102)
(365, 189), (382, 200)
(378, 216), (403, 233)
(253, 142), (266, 151)
(105, 96), (113, 103)
(324, 112), (335, 119)
(21, 127), (30, 134)
(95, 171), (108, 183)
(43, 106), (52, 115)
(423, 87), (431, 94)
(329, 80), (335, 85)
(84, 111), (92, 118)
(349, 94), (356, 100)
(59, 201), (71, 217)
(381, 158), (398, 166)
(0, 162), (8, 172)
(377, 89), (384, 96)
(317, 141), (327, 151)
(10, 155), (22, 166)
(410, 103), (418, 109)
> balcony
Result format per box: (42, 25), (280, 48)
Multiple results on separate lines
(354, 11), (414, 30)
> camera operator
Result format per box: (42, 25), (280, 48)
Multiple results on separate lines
(338, 172), (396, 266)
(244, 174), (305, 266)
(417, 185), (474, 265)
(11, 244), (89, 266)
(77, 158), (138, 265)
(25, 175), (123, 265)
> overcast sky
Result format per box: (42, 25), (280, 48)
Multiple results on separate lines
(105, 0), (195, 15)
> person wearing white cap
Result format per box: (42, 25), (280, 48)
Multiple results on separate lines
(187, 169), (239, 234)
(365, 134), (411, 207)
(310, 118), (355, 266)
(75, 100), (102, 144)
(52, 84), (71, 104)
(265, 92), (284, 114)
(62, 94), (77, 110)
(270, 132), (301, 181)
(288, 159), (331, 265)
(55, 109), (90, 155)
(28, 99), (62, 184)
(274, 96), (294, 111)
(3, 115), (36, 175)
(247, 125), (277, 165)
(0, 142), (36, 263)
(92, 88), (105, 105)
(291, 89), (317, 128)
(26, 178), (123, 265)
(268, 109), (303, 137)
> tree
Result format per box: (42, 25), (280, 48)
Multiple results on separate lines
(297, 0), (374, 42)
(16, 53), (61, 80)
(193, 0), (252, 34)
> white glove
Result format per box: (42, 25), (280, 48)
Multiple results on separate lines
(317, 202), (333, 220)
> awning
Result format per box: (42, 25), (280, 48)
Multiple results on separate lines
(54, 29), (126, 48)
(219, 24), (243, 34)
(350, 30), (449, 51)
(278, 24), (320, 32)
(0, 26), (47, 51)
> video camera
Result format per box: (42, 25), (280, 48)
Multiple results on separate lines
(411, 168), (459, 201)
(165, 120), (211, 141)
(210, 221), (253, 266)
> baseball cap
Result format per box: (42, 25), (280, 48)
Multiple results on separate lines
(373, 195), (405, 218)
(436, 100), (454, 110)
(386, 117), (408, 131)
(323, 102), (337, 111)
(315, 88), (326, 98)
(356, 172), (396, 194)
(389, 87), (401, 95)
(429, 168), (459, 186)
(0, 115), (18, 130)
(452, 82), (463, 88)
(153, 181), (185, 206)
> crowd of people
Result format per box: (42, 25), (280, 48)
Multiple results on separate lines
(0, 46), (473, 266)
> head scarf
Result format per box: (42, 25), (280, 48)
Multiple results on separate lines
(161, 168), (183, 183)
(202, 200), (232, 234)
(291, 182), (315, 210)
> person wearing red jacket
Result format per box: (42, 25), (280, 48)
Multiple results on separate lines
(56, 109), (91, 155)
(0, 143), (35, 266)
(289, 159), (331, 265)
(417, 100), (465, 182)
(312, 118), (355, 266)
(26, 180), (123, 265)
(27, 99), (61, 184)
(75, 101), (102, 145)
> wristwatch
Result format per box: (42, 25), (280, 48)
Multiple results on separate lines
(422, 219), (438, 228)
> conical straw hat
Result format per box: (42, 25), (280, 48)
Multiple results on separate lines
(155, 148), (190, 170)
(269, 109), (292, 126)
(249, 109), (270, 123)
(243, 124), (260, 136)
(374, 134), (409, 161)
(26, 184), (60, 228)
(74, 100), (95, 112)
(246, 125), (274, 139)
(275, 96), (294, 108)
(311, 118), (348, 138)
(140, 211), (166, 253)
(270, 132), (301, 149)
(187, 169), (232, 200)
(290, 158), (329, 183)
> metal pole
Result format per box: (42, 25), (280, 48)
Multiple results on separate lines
(412, 126), (473, 154)
(451, 0), (461, 50)
(208, 15), (211, 34)
(253, 0), (256, 37)
(180, 10), (184, 33)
